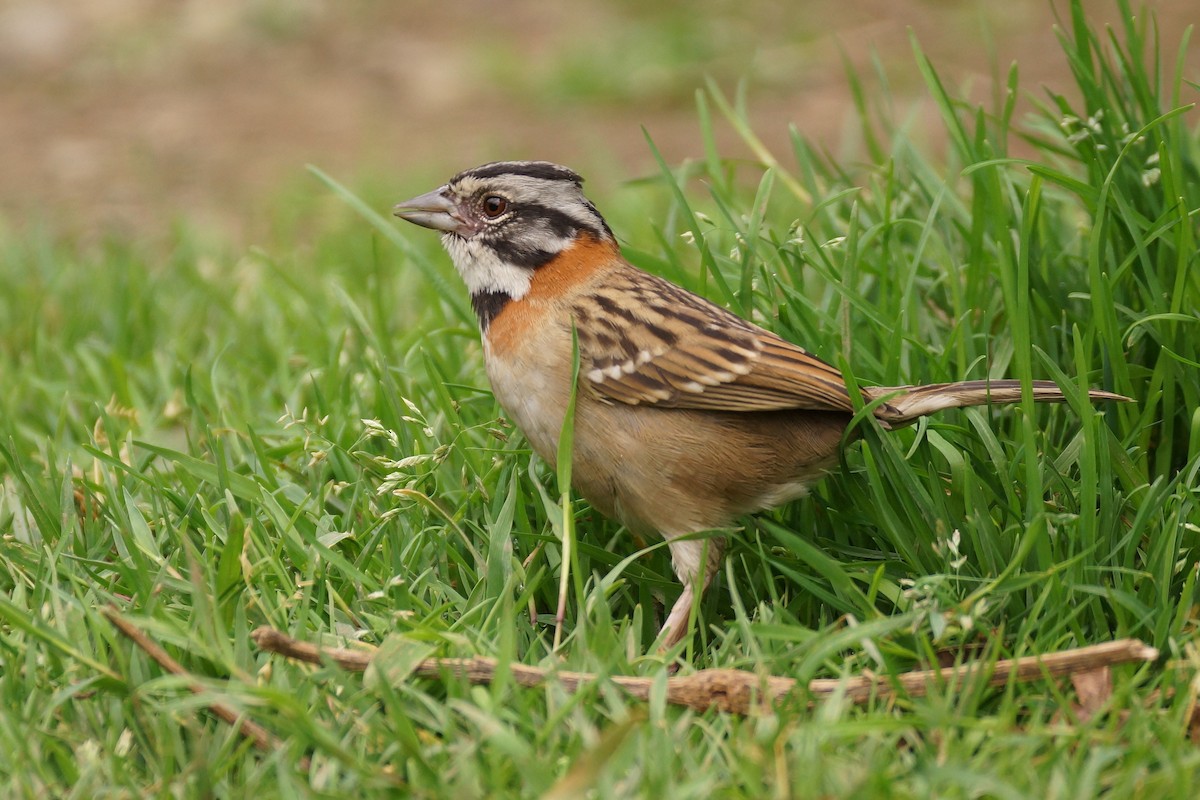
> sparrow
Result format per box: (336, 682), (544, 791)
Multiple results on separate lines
(393, 160), (1126, 650)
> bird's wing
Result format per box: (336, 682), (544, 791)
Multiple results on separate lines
(573, 268), (860, 413)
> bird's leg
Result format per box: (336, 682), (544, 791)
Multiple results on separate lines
(659, 535), (725, 651)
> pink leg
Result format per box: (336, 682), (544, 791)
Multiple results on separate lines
(658, 536), (725, 650)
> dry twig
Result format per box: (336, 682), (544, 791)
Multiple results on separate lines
(103, 607), (306, 769)
(251, 626), (1158, 716)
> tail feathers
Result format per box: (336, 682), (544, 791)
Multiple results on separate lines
(867, 379), (1129, 427)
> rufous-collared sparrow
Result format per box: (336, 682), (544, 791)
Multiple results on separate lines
(393, 161), (1126, 650)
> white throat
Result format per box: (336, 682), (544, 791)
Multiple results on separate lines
(442, 234), (534, 299)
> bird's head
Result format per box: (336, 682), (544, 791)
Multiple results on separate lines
(393, 161), (615, 311)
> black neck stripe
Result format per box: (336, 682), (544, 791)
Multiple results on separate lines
(483, 237), (557, 270)
(471, 290), (512, 330)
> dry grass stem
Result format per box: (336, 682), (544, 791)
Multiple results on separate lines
(251, 626), (1158, 716)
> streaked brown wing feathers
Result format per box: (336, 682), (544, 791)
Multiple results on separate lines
(575, 267), (857, 412)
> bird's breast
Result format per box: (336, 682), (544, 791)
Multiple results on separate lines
(479, 233), (621, 462)
(482, 301), (576, 466)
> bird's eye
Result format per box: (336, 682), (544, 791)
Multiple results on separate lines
(482, 195), (508, 218)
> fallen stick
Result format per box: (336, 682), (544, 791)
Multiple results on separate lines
(103, 607), (307, 770)
(250, 626), (1158, 715)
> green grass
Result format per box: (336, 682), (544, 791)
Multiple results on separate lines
(2, 1), (1199, 796)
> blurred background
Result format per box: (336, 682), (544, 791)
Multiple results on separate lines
(1, 0), (1195, 242)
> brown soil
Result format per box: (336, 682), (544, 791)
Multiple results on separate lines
(1, 0), (1195, 242)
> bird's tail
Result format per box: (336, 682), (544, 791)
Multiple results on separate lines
(866, 380), (1129, 427)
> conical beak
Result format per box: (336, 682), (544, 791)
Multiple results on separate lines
(392, 187), (469, 233)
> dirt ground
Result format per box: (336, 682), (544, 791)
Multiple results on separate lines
(1, 0), (1195, 242)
